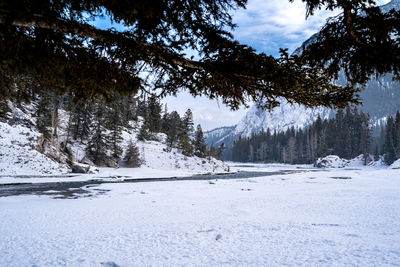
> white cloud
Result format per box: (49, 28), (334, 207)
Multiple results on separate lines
(232, 0), (340, 54)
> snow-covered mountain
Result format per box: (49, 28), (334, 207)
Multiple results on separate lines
(204, 126), (235, 146)
(380, 0), (400, 13)
(205, 0), (400, 152)
(205, 99), (332, 149)
(232, 100), (331, 138)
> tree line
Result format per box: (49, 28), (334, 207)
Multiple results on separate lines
(232, 108), (374, 164)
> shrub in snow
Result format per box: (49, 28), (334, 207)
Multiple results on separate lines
(314, 155), (350, 168)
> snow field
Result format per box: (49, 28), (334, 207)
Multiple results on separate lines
(1, 165), (400, 266)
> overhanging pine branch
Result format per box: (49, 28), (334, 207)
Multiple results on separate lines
(0, 10), (206, 71)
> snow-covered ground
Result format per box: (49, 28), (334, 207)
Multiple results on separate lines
(0, 121), (70, 175)
(1, 163), (400, 266)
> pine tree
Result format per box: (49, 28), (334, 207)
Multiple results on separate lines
(69, 100), (93, 143)
(147, 95), (162, 133)
(335, 110), (351, 159)
(123, 140), (141, 167)
(182, 109), (195, 135)
(105, 101), (124, 159)
(86, 104), (109, 166)
(194, 124), (207, 158)
(359, 111), (372, 165)
(384, 116), (397, 165)
(178, 134), (193, 156)
(35, 92), (53, 139)
(161, 105), (169, 134)
(166, 111), (181, 149)
(395, 111), (400, 158)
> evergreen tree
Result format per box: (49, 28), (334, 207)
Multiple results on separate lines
(359, 112), (372, 165)
(194, 124), (207, 158)
(35, 92), (53, 139)
(174, 108), (195, 156)
(69, 100), (93, 143)
(161, 105), (169, 134)
(86, 104), (109, 166)
(182, 109), (195, 135)
(384, 116), (397, 165)
(395, 111), (400, 157)
(178, 134), (193, 156)
(123, 140), (141, 167)
(105, 101), (124, 159)
(335, 110), (351, 159)
(137, 99), (148, 119)
(147, 95), (162, 133)
(166, 111), (181, 149)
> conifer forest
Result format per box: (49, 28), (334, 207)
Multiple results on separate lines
(232, 108), (400, 165)
(5, 91), (213, 168)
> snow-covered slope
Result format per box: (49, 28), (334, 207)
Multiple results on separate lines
(0, 103), (228, 176)
(0, 121), (70, 175)
(120, 130), (229, 174)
